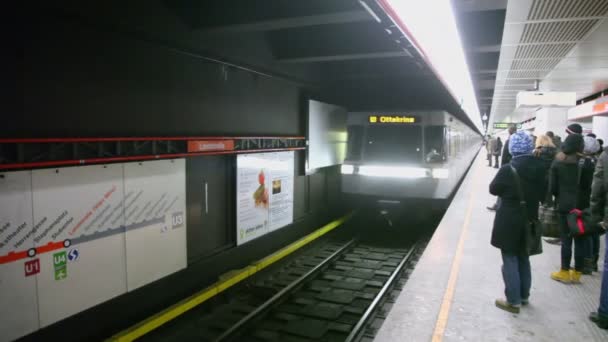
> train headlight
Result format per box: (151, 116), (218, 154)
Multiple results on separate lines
(432, 168), (449, 179)
(341, 164), (355, 175)
(359, 166), (428, 179)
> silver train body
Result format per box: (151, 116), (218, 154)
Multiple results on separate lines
(341, 111), (480, 203)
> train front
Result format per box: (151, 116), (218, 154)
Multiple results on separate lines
(341, 111), (480, 222)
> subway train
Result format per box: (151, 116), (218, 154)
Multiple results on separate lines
(340, 111), (480, 223)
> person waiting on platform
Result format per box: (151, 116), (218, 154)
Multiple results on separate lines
(487, 135), (496, 167)
(489, 131), (548, 313)
(533, 134), (557, 162)
(550, 134), (592, 284)
(492, 137), (503, 169)
(487, 125), (518, 211)
(582, 135), (601, 274)
(589, 148), (608, 329)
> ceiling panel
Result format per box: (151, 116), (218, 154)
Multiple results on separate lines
(489, 0), (608, 127)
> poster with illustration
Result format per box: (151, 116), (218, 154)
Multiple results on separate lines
(236, 151), (294, 245)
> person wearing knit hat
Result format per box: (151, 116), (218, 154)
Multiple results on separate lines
(489, 129), (550, 313)
(550, 132), (593, 284)
(566, 123), (583, 135)
(584, 135), (600, 155)
(561, 133), (584, 155)
(508, 130), (534, 156)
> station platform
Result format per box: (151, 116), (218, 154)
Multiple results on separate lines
(375, 152), (608, 342)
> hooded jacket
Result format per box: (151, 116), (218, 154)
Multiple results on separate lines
(550, 152), (595, 212)
(590, 151), (608, 225)
(490, 154), (549, 253)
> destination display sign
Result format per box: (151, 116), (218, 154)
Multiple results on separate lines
(369, 115), (419, 124)
(493, 122), (522, 129)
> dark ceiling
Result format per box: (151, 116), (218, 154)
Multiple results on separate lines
(29, 0), (507, 132)
(452, 0), (507, 120)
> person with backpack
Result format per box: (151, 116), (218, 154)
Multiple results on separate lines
(582, 135), (601, 274)
(589, 150), (608, 329)
(489, 131), (549, 313)
(549, 134), (593, 284)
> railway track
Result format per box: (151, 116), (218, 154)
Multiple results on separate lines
(145, 236), (424, 342)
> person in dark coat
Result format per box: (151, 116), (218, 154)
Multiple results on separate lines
(490, 131), (549, 313)
(500, 125), (518, 167)
(487, 125), (519, 211)
(589, 150), (608, 329)
(493, 137), (503, 168)
(582, 136), (601, 274)
(549, 134), (591, 284)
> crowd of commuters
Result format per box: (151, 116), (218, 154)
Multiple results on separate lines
(485, 123), (608, 330)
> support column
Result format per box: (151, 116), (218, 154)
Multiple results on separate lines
(593, 116), (608, 141)
(534, 108), (569, 136)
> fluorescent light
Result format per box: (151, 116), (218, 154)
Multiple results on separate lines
(385, 0), (483, 132)
(359, 165), (428, 178)
(432, 168), (449, 179)
(341, 164), (355, 174)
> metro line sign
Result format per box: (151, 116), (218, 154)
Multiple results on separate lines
(493, 122), (522, 129)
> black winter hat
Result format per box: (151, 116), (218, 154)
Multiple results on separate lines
(561, 133), (584, 154)
(565, 123), (582, 135)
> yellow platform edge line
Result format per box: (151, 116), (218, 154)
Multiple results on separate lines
(108, 212), (353, 342)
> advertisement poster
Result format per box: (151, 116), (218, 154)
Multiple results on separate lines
(237, 152), (294, 245)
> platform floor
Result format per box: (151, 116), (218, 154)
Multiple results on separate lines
(375, 152), (608, 342)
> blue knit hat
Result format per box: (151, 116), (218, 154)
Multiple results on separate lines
(509, 131), (533, 156)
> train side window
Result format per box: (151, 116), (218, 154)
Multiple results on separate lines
(424, 126), (447, 163)
(346, 125), (363, 160)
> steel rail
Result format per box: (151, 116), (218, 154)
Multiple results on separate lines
(214, 239), (357, 342)
(345, 241), (420, 342)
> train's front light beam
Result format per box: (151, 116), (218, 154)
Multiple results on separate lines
(341, 164), (355, 174)
(343, 164), (450, 179)
(431, 168), (449, 179)
(359, 165), (428, 179)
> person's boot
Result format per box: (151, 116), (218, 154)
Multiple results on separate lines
(583, 258), (594, 275)
(589, 312), (608, 329)
(593, 255), (599, 272)
(495, 299), (520, 313)
(570, 269), (582, 284)
(551, 269), (571, 283)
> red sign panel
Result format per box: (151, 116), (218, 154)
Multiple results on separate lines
(593, 102), (608, 114)
(187, 140), (235, 153)
(24, 258), (40, 277)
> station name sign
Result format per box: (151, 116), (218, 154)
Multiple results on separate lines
(493, 122), (522, 129)
(187, 140), (235, 152)
(369, 115), (418, 124)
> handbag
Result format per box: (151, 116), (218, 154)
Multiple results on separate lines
(567, 208), (601, 236)
(566, 159), (601, 236)
(510, 165), (543, 256)
(539, 167), (560, 237)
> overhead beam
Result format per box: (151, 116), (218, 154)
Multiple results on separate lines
(199, 10), (373, 33)
(453, 0), (507, 12)
(467, 44), (501, 53)
(473, 69), (498, 74)
(278, 51), (410, 64)
(476, 79), (498, 89)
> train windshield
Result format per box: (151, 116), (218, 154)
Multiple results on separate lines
(365, 126), (422, 163)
